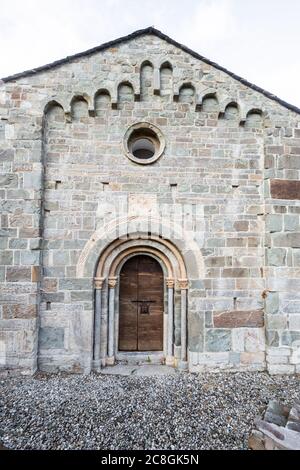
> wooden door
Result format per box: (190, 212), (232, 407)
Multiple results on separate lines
(119, 255), (164, 352)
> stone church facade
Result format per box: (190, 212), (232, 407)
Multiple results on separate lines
(1, 27), (300, 376)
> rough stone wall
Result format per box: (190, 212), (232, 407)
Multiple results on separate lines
(0, 79), (43, 374)
(0, 33), (300, 374)
(265, 127), (300, 374)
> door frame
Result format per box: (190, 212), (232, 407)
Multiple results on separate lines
(92, 235), (190, 371)
(114, 252), (168, 360)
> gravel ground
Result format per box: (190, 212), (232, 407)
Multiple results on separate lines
(0, 371), (299, 450)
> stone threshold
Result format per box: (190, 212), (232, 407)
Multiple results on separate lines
(100, 364), (178, 376)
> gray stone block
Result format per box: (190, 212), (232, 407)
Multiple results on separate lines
(23, 172), (42, 190)
(281, 331), (300, 346)
(188, 312), (204, 352)
(264, 411), (287, 427)
(59, 279), (92, 290)
(71, 291), (93, 302)
(266, 248), (286, 267)
(265, 292), (279, 315)
(273, 233), (300, 248)
(0, 251), (13, 265)
(266, 214), (282, 233)
(0, 174), (18, 188)
(266, 331), (279, 347)
(39, 328), (64, 349)
(20, 251), (40, 266)
(229, 352), (241, 365)
(206, 329), (232, 352)
(284, 215), (299, 232)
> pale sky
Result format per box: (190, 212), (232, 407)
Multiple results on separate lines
(1, 0), (300, 107)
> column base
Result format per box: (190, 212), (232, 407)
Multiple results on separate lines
(166, 356), (175, 367)
(106, 356), (115, 366)
(92, 360), (102, 372)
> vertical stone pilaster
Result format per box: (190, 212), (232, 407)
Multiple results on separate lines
(93, 278), (105, 370)
(179, 279), (189, 369)
(166, 278), (175, 366)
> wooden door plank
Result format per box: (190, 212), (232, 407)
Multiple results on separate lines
(137, 256), (164, 351)
(119, 257), (138, 351)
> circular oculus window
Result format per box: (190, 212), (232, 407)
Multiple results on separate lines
(123, 122), (165, 165)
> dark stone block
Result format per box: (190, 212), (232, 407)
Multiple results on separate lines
(214, 310), (264, 328)
(271, 179), (300, 200)
(3, 304), (37, 319)
(6, 267), (31, 282)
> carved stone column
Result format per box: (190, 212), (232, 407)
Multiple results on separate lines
(93, 278), (105, 369)
(166, 278), (175, 366)
(107, 277), (117, 365)
(179, 279), (189, 370)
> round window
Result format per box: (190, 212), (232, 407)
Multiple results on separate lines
(123, 122), (165, 164)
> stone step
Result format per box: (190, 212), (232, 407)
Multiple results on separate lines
(249, 400), (300, 450)
(116, 352), (165, 366)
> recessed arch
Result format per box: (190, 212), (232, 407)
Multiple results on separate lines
(104, 246), (174, 279)
(178, 83), (196, 104)
(160, 62), (173, 99)
(118, 81), (135, 103)
(94, 89), (111, 116)
(224, 102), (239, 120)
(202, 93), (219, 112)
(43, 101), (65, 126)
(160, 61), (173, 71)
(76, 216), (204, 281)
(95, 236), (184, 279)
(115, 250), (169, 279)
(71, 95), (89, 120)
(140, 61), (154, 101)
(245, 108), (263, 128)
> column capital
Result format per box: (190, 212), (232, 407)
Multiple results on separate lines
(166, 278), (175, 289)
(94, 277), (105, 290)
(108, 277), (118, 289)
(178, 279), (189, 290)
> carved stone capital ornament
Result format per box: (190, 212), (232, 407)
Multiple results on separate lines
(178, 279), (189, 290)
(94, 278), (105, 290)
(108, 277), (118, 289)
(166, 278), (175, 289)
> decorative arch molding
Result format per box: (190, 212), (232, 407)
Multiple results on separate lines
(43, 99), (65, 115)
(76, 217), (202, 372)
(115, 250), (170, 280)
(219, 97), (239, 114)
(99, 243), (176, 279)
(43, 101), (66, 129)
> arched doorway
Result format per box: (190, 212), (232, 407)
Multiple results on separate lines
(119, 255), (164, 352)
(88, 234), (192, 371)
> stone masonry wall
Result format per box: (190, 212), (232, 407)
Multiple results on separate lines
(0, 32), (300, 374)
(265, 126), (300, 374)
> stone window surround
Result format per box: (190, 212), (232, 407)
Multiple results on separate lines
(123, 122), (166, 165)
